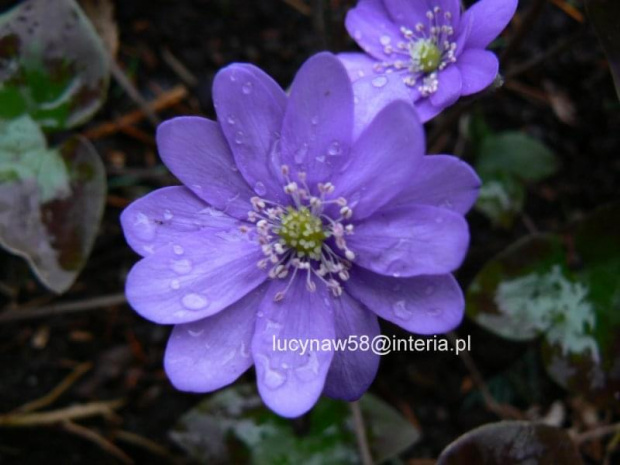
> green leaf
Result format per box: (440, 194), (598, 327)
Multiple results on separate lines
(475, 173), (525, 228)
(467, 203), (620, 406)
(586, 0), (620, 101)
(477, 132), (558, 182)
(170, 385), (420, 465)
(437, 421), (583, 465)
(0, 0), (109, 130)
(0, 115), (106, 293)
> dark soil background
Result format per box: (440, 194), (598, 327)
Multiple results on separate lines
(0, 0), (619, 463)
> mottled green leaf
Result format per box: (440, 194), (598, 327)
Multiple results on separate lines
(477, 132), (558, 182)
(586, 0), (620, 101)
(170, 385), (419, 465)
(467, 204), (620, 406)
(0, 116), (105, 293)
(475, 173), (525, 228)
(437, 421), (583, 465)
(0, 0), (109, 130)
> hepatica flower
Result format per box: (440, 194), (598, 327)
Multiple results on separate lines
(121, 53), (479, 418)
(341, 0), (518, 126)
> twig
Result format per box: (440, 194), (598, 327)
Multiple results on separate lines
(0, 400), (124, 427)
(501, 0), (547, 63)
(549, 0), (584, 23)
(281, 0), (312, 16)
(13, 362), (93, 414)
(61, 421), (134, 465)
(115, 430), (175, 460)
(0, 293), (127, 324)
(575, 422), (620, 444)
(83, 85), (188, 140)
(350, 401), (373, 465)
(448, 332), (525, 420)
(161, 47), (199, 87)
(110, 59), (160, 126)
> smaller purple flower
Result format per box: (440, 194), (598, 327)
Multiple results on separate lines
(341, 0), (518, 130)
(121, 53), (479, 418)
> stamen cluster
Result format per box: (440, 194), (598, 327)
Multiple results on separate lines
(247, 165), (356, 301)
(372, 6), (457, 96)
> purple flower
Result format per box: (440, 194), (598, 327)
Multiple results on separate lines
(121, 52), (479, 418)
(341, 0), (518, 128)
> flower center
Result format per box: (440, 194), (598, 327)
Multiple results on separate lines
(409, 39), (441, 73)
(246, 166), (355, 301)
(371, 6), (457, 97)
(277, 206), (326, 259)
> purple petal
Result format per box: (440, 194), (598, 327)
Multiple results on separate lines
(462, 0), (518, 49)
(351, 71), (416, 140)
(390, 155), (481, 214)
(347, 205), (469, 277)
(126, 230), (265, 325)
(338, 52), (379, 83)
(413, 97), (443, 123)
(213, 64), (288, 203)
(164, 286), (266, 392)
(345, 0), (403, 61)
(280, 53), (354, 187)
(323, 292), (380, 401)
(335, 101), (424, 220)
(252, 278), (335, 418)
(121, 186), (243, 257)
(384, 0), (461, 29)
(347, 269), (465, 335)
(429, 65), (462, 108)
(457, 49), (499, 96)
(157, 117), (255, 220)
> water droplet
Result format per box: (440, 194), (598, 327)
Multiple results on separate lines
(234, 130), (244, 145)
(226, 114), (236, 125)
(327, 140), (342, 156)
(295, 352), (320, 382)
(393, 300), (411, 320)
(230, 73), (237, 82)
(163, 209), (173, 221)
(133, 212), (156, 241)
(188, 328), (204, 337)
(199, 206), (225, 217)
(242, 81), (253, 94)
(427, 307), (442, 316)
(170, 279), (180, 290)
(380, 35), (391, 45)
(440, 198), (454, 209)
(316, 155), (326, 163)
(263, 367), (286, 389)
(295, 143), (308, 164)
(173, 245), (184, 255)
(257, 311), (265, 318)
(254, 182), (267, 196)
(182, 293), (209, 310)
(372, 76), (388, 88)
(230, 163), (239, 172)
(171, 259), (193, 274)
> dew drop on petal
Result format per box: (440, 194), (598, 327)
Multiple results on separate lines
(188, 328), (204, 337)
(227, 114), (236, 125)
(379, 35), (391, 45)
(163, 209), (173, 221)
(170, 279), (180, 290)
(254, 181), (267, 196)
(295, 352), (320, 381)
(263, 367), (286, 389)
(234, 130), (244, 145)
(315, 155), (326, 163)
(242, 81), (253, 94)
(372, 76), (388, 88)
(392, 300), (411, 320)
(295, 143), (308, 164)
(133, 212), (156, 241)
(182, 293), (209, 310)
(327, 140), (342, 156)
(171, 259), (193, 274)
(427, 307), (442, 316)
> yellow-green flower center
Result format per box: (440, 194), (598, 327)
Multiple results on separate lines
(410, 40), (442, 73)
(276, 206), (326, 258)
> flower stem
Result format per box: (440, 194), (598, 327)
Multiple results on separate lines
(350, 400), (373, 465)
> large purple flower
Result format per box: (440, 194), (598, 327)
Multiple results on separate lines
(121, 52), (479, 418)
(341, 0), (518, 128)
